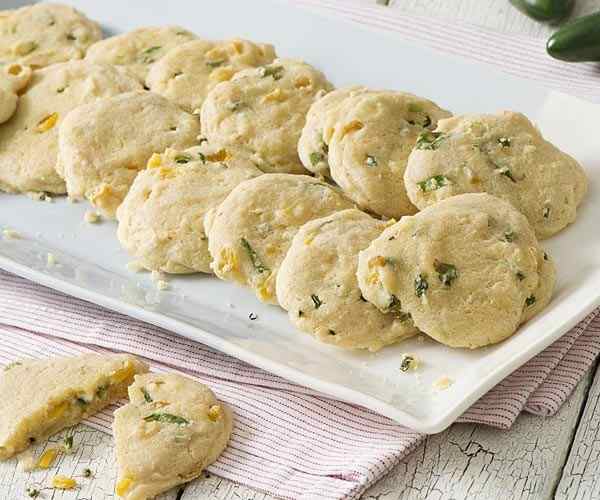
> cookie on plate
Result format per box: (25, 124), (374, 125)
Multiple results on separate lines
(0, 353), (148, 460)
(404, 112), (588, 239)
(204, 173), (354, 304)
(357, 193), (555, 349)
(116, 145), (262, 274)
(57, 91), (201, 217)
(114, 373), (232, 500)
(146, 38), (276, 113)
(85, 26), (197, 82)
(326, 91), (452, 218)
(200, 58), (333, 174)
(277, 209), (418, 351)
(0, 61), (142, 195)
(298, 86), (373, 177)
(0, 3), (102, 68)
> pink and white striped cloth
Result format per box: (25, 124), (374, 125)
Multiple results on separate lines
(2, 2), (600, 499)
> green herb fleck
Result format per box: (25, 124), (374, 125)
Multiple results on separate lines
(399, 354), (418, 372)
(498, 137), (511, 148)
(198, 152), (206, 164)
(408, 103), (422, 113)
(415, 274), (428, 298)
(328, 329), (336, 336)
(543, 252), (549, 261)
(516, 271), (525, 281)
(498, 167), (517, 182)
(260, 65), (284, 80)
(206, 59), (225, 68)
(415, 131), (447, 150)
(198, 137), (208, 145)
(23, 42), (38, 54)
(228, 101), (247, 112)
(366, 155), (378, 167)
(95, 384), (109, 399)
(66, 33), (76, 41)
(63, 435), (73, 452)
(525, 295), (536, 307)
(141, 387), (153, 403)
(56, 87), (65, 94)
(26, 487), (40, 498)
(309, 152), (324, 166)
(543, 207), (550, 219)
(240, 238), (269, 274)
(141, 45), (161, 63)
(143, 413), (189, 425)
(174, 154), (192, 164)
(504, 231), (515, 242)
(298, 310), (304, 317)
(311, 294), (323, 309)
(75, 396), (89, 407)
(434, 261), (458, 287)
(83, 468), (93, 478)
(417, 175), (450, 192)
(142, 46), (161, 55)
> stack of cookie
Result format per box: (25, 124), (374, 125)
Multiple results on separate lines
(0, 4), (588, 353)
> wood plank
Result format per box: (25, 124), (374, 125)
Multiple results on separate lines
(555, 364), (600, 500)
(362, 371), (593, 500)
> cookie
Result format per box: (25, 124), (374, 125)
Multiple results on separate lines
(0, 3), (102, 68)
(204, 173), (354, 304)
(276, 209), (418, 351)
(114, 373), (232, 500)
(327, 91), (452, 218)
(0, 353), (148, 460)
(357, 193), (555, 349)
(116, 146), (262, 273)
(146, 38), (276, 113)
(298, 86), (373, 177)
(85, 26), (197, 82)
(200, 58), (333, 174)
(404, 112), (588, 239)
(57, 91), (201, 217)
(0, 61), (142, 195)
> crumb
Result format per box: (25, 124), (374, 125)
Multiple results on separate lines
(150, 270), (163, 282)
(399, 353), (420, 372)
(126, 261), (145, 273)
(2, 228), (20, 239)
(155, 280), (169, 291)
(433, 376), (453, 391)
(46, 253), (57, 266)
(248, 312), (257, 321)
(83, 210), (101, 224)
(227, 302), (234, 309)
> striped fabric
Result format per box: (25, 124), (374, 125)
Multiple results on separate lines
(2, 3), (600, 498)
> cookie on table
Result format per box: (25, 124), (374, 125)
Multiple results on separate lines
(146, 38), (276, 113)
(298, 86), (373, 177)
(276, 209), (418, 351)
(204, 173), (354, 304)
(57, 91), (201, 217)
(0, 3), (102, 68)
(357, 193), (555, 349)
(0, 353), (148, 460)
(404, 112), (588, 239)
(0, 61), (142, 195)
(116, 145), (262, 274)
(85, 26), (197, 82)
(200, 58), (333, 174)
(113, 373), (232, 500)
(326, 91), (452, 219)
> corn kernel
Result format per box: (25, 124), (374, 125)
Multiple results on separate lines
(111, 362), (135, 384)
(368, 256), (387, 268)
(146, 153), (162, 169)
(206, 149), (230, 163)
(207, 404), (223, 422)
(230, 40), (244, 54)
(341, 120), (363, 137)
(262, 88), (286, 103)
(116, 476), (134, 496)
(218, 247), (238, 274)
(366, 272), (379, 285)
(37, 448), (59, 469)
(294, 76), (311, 88)
(35, 112), (58, 133)
(210, 67), (235, 82)
(47, 401), (68, 420)
(52, 475), (77, 490)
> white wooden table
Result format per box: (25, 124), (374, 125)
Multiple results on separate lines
(2, 1), (600, 499)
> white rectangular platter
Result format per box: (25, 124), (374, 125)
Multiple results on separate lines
(1, 0), (599, 433)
